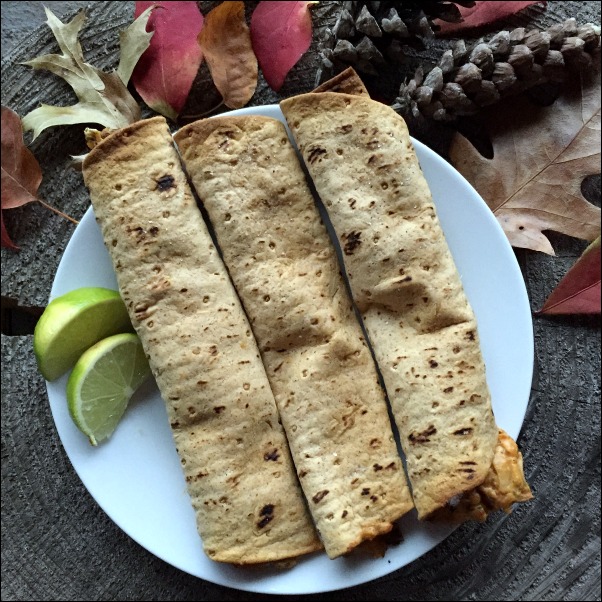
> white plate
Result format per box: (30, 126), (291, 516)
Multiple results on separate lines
(47, 104), (534, 595)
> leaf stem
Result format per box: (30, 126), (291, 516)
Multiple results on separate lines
(36, 199), (79, 225)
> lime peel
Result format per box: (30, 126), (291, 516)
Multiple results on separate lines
(34, 287), (134, 381)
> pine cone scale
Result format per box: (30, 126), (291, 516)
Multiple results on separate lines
(396, 18), (601, 122)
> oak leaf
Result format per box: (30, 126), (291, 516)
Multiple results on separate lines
(435, 1), (546, 35)
(21, 6), (154, 140)
(132, 2), (204, 121)
(539, 237), (601, 315)
(250, 1), (317, 92)
(198, 1), (257, 110)
(449, 69), (601, 255)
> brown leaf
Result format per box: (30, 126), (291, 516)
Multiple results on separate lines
(538, 236), (601, 315)
(21, 7), (152, 140)
(1, 213), (19, 250)
(1, 107), (42, 210)
(1, 106), (79, 249)
(198, 1), (257, 110)
(1, 106), (42, 249)
(449, 68), (601, 255)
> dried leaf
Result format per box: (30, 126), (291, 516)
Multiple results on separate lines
(449, 69), (601, 255)
(1, 107), (42, 210)
(199, 1), (257, 109)
(435, 1), (546, 35)
(117, 5), (155, 85)
(539, 237), (601, 315)
(1, 214), (18, 250)
(132, 2), (204, 121)
(250, 1), (316, 92)
(21, 7), (153, 140)
(1, 107), (42, 249)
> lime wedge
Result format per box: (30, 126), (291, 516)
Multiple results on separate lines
(67, 333), (151, 446)
(34, 287), (134, 381)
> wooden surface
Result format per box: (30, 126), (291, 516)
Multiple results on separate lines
(1, 2), (600, 600)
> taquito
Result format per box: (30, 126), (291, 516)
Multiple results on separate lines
(82, 116), (321, 563)
(175, 115), (414, 558)
(280, 93), (532, 520)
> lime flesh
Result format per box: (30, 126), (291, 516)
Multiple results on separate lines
(34, 287), (134, 381)
(67, 333), (151, 446)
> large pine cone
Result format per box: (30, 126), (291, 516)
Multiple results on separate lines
(395, 18), (601, 121)
(318, 1), (475, 78)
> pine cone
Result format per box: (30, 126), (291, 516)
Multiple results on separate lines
(395, 19), (601, 121)
(317, 1), (475, 79)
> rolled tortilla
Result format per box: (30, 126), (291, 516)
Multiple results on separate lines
(82, 116), (321, 564)
(174, 115), (414, 558)
(313, 66), (370, 96)
(280, 93), (530, 520)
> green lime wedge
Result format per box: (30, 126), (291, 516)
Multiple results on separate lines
(34, 287), (134, 381)
(67, 333), (151, 446)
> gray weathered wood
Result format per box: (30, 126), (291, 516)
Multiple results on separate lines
(2, 2), (600, 600)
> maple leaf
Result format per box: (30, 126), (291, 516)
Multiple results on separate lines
(21, 6), (154, 140)
(435, 1), (547, 35)
(1, 107), (42, 249)
(539, 237), (601, 315)
(449, 68), (601, 255)
(250, 1), (317, 92)
(198, 1), (258, 110)
(132, 2), (204, 122)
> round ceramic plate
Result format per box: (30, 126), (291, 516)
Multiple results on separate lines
(46, 104), (534, 595)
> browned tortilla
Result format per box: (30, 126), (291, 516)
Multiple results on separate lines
(82, 116), (321, 563)
(313, 67), (369, 96)
(174, 115), (414, 558)
(280, 93), (503, 519)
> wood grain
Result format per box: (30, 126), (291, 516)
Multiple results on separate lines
(1, 2), (600, 600)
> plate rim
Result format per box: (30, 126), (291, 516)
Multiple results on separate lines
(47, 103), (534, 595)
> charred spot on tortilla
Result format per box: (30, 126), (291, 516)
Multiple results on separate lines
(307, 146), (327, 164)
(264, 449), (280, 461)
(155, 174), (176, 191)
(312, 490), (330, 504)
(343, 231), (362, 255)
(257, 504), (275, 528)
(454, 428), (474, 436)
(408, 425), (437, 444)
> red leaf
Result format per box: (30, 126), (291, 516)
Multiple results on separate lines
(250, 1), (316, 92)
(435, 1), (546, 35)
(1, 212), (19, 250)
(132, 2), (204, 121)
(1, 106), (43, 249)
(539, 237), (601, 315)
